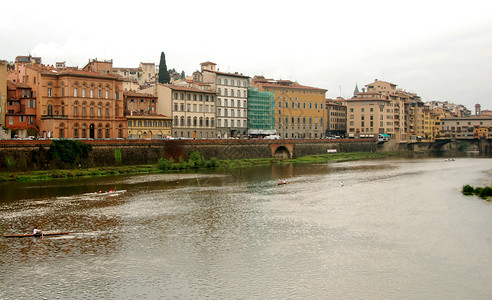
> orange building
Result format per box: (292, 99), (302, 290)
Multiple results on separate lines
(124, 91), (157, 115)
(5, 81), (37, 131)
(18, 64), (126, 139)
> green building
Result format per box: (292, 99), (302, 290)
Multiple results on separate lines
(247, 87), (275, 136)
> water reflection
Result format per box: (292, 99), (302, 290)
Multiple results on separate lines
(1, 158), (492, 299)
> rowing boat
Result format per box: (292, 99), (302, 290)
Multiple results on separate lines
(4, 232), (70, 238)
(84, 190), (127, 196)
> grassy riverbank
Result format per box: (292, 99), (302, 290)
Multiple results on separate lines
(0, 151), (402, 182)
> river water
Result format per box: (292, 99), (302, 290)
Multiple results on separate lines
(1, 157), (492, 299)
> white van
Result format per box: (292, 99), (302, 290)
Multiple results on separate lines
(264, 135), (281, 140)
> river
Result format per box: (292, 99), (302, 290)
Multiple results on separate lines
(1, 157), (492, 299)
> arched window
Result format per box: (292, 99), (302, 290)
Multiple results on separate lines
(187, 117), (191, 126)
(231, 80), (235, 86)
(218, 78), (222, 85)
(105, 124), (110, 138)
(118, 124), (123, 138)
(105, 103), (110, 117)
(82, 124), (87, 138)
(59, 123), (64, 138)
(193, 117), (197, 126)
(199, 117), (203, 126)
(47, 104), (53, 115)
(73, 123), (79, 138)
(97, 124), (103, 139)
(224, 79), (228, 85)
(174, 116), (179, 126)
(180, 116), (185, 126)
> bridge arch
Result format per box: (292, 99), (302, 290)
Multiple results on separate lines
(271, 144), (294, 159)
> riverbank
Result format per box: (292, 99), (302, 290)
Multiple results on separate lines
(0, 151), (404, 182)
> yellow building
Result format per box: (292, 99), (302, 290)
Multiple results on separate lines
(127, 113), (172, 139)
(253, 76), (326, 139)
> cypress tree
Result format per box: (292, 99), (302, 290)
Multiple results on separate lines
(158, 52), (170, 84)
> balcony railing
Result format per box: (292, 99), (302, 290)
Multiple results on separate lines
(41, 114), (68, 120)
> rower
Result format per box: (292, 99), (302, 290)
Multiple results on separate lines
(33, 227), (43, 236)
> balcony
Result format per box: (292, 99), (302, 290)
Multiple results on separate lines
(41, 114), (68, 120)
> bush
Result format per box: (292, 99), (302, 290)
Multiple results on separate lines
(462, 185), (474, 195)
(157, 157), (175, 170)
(479, 187), (492, 198)
(188, 150), (205, 168)
(462, 184), (492, 199)
(178, 157), (188, 169)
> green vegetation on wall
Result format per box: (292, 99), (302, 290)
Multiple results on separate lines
(157, 151), (221, 171)
(48, 140), (93, 166)
(114, 148), (122, 165)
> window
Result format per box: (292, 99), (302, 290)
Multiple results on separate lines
(105, 90), (109, 99)
(74, 88), (77, 97)
(90, 90), (94, 98)
(82, 89), (86, 97)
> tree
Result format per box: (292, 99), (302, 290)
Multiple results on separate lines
(158, 52), (170, 84)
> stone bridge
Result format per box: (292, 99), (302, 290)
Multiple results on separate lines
(428, 138), (492, 154)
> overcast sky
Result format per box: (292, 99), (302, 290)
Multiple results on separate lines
(2, 0), (491, 110)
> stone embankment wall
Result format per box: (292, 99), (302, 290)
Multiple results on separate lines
(0, 139), (378, 172)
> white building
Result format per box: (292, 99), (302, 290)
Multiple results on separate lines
(194, 62), (249, 139)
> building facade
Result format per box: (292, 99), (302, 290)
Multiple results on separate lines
(126, 113), (172, 139)
(0, 60), (7, 126)
(326, 98), (347, 137)
(5, 81), (36, 131)
(346, 79), (427, 142)
(142, 83), (216, 139)
(124, 91), (157, 115)
(440, 116), (492, 139)
(247, 87), (275, 136)
(113, 62), (156, 89)
(253, 76), (327, 139)
(195, 62), (249, 139)
(18, 64), (127, 139)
